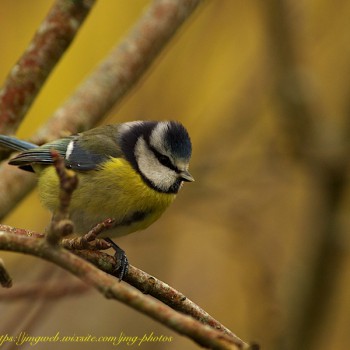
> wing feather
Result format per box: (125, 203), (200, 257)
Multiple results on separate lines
(9, 125), (124, 172)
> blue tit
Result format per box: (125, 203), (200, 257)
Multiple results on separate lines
(0, 121), (194, 278)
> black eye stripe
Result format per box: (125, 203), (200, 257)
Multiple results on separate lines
(149, 145), (179, 172)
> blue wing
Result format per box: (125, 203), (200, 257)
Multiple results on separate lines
(1, 125), (123, 172)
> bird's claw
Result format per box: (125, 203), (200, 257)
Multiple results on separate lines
(104, 238), (129, 281)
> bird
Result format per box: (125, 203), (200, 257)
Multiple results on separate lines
(0, 121), (194, 279)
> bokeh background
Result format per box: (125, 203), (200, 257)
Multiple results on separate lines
(1, 1), (350, 349)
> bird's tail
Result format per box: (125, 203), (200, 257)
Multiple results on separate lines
(0, 135), (37, 151)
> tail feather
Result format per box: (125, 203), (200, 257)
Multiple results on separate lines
(0, 135), (37, 151)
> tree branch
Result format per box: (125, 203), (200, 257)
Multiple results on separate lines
(74, 250), (240, 340)
(0, 230), (249, 350)
(0, 223), (245, 346)
(0, 0), (95, 137)
(34, 0), (202, 142)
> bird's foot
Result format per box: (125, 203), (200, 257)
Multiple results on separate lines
(104, 238), (129, 281)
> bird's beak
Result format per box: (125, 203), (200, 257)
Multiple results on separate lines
(180, 170), (195, 182)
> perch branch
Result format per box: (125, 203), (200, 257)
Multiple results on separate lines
(0, 0), (95, 136)
(0, 224), (243, 344)
(0, 0), (202, 220)
(0, 230), (248, 350)
(75, 249), (240, 340)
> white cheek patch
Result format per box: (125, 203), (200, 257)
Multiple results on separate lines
(65, 140), (75, 160)
(135, 137), (177, 192)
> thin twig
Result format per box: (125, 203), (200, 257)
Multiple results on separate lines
(0, 258), (12, 288)
(46, 150), (78, 245)
(0, 0), (202, 220)
(0, 224), (44, 239)
(62, 218), (115, 250)
(4, 267), (68, 350)
(62, 238), (111, 251)
(0, 0), (95, 137)
(0, 230), (249, 350)
(0, 278), (89, 300)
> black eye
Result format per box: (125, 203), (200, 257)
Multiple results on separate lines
(149, 145), (178, 171)
(158, 154), (173, 168)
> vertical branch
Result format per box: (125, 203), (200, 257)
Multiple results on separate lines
(262, 1), (349, 349)
(263, 0), (315, 157)
(46, 150), (78, 245)
(0, 0), (95, 136)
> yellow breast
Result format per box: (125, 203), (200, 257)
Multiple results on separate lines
(38, 158), (176, 236)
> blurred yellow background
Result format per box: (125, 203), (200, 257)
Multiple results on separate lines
(1, 1), (350, 349)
